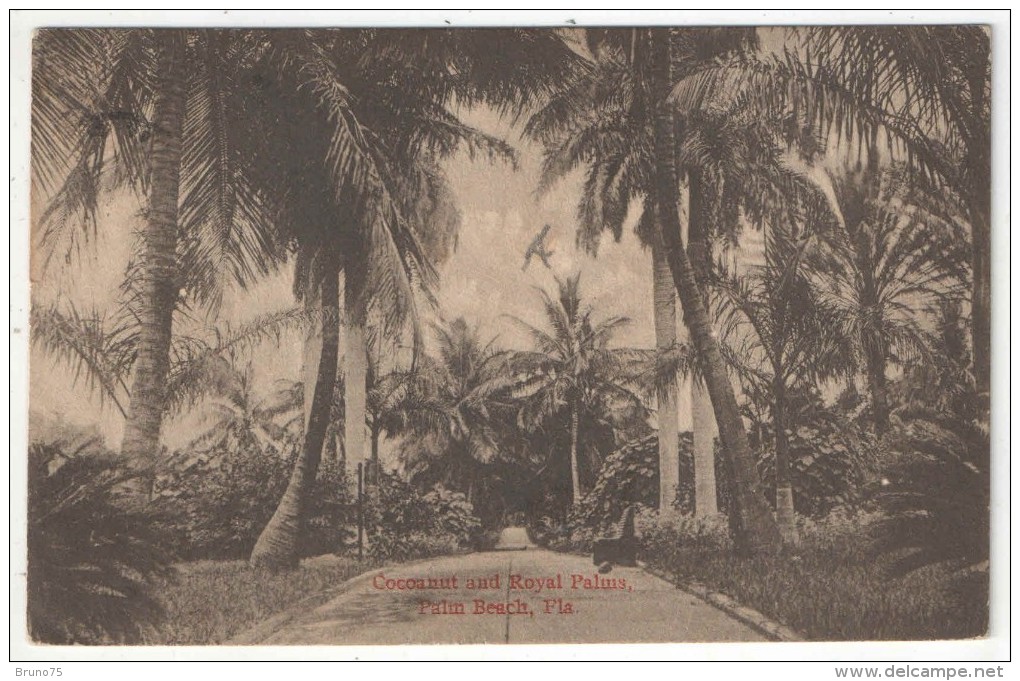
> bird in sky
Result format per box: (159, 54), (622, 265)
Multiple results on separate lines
(522, 224), (555, 271)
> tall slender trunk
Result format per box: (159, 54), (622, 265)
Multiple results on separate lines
(344, 276), (369, 478)
(119, 34), (186, 496)
(865, 342), (890, 437)
(773, 375), (798, 544)
(687, 168), (719, 518)
(652, 241), (680, 510)
(692, 380), (718, 517)
(369, 423), (381, 486)
(251, 262), (340, 570)
(648, 27), (779, 555)
(569, 401), (581, 505)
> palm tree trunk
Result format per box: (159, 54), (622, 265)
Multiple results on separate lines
(652, 241), (680, 510)
(773, 375), (798, 544)
(301, 290), (322, 432)
(119, 34), (186, 497)
(344, 276), (369, 477)
(648, 27), (780, 555)
(569, 401), (581, 505)
(250, 262), (340, 570)
(866, 342), (890, 437)
(692, 380), (718, 516)
(369, 423), (381, 486)
(687, 168), (719, 518)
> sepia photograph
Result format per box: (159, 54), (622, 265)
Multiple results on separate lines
(11, 10), (1006, 661)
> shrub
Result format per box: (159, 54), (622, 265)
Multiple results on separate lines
(872, 404), (989, 575)
(154, 445), (352, 560)
(755, 415), (880, 518)
(568, 433), (736, 532)
(364, 474), (482, 561)
(27, 441), (172, 644)
(636, 508), (732, 569)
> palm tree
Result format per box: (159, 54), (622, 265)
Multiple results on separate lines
(675, 27), (991, 399)
(508, 274), (645, 505)
(715, 224), (846, 543)
(248, 29), (579, 568)
(815, 164), (967, 436)
(249, 261), (340, 570)
(390, 318), (511, 502)
(179, 360), (296, 459)
(803, 27), (991, 400)
(32, 29), (292, 494)
(646, 27), (781, 554)
(525, 28), (760, 512)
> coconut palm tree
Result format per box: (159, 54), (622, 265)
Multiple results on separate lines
(32, 29), (298, 494)
(645, 27), (781, 554)
(525, 27), (764, 513)
(508, 274), (646, 505)
(388, 318), (513, 502)
(248, 29), (580, 569)
(180, 360), (298, 459)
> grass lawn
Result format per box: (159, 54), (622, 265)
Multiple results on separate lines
(640, 537), (989, 641)
(143, 555), (377, 645)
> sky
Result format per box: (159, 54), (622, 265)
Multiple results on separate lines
(28, 96), (697, 452)
(29, 30), (841, 450)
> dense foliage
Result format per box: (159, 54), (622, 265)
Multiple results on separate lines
(364, 474), (483, 561)
(28, 441), (173, 644)
(27, 24), (992, 645)
(154, 445), (352, 561)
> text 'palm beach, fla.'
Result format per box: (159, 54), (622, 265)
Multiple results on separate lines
(371, 572), (634, 616)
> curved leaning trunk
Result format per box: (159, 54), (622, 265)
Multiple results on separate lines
(301, 290), (323, 431)
(119, 34), (186, 497)
(648, 27), (780, 555)
(652, 241), (680, 510)
(569, 402), (581, 505)
(251, 263), (340, 570)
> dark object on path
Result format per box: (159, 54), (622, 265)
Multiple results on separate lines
(597, 561), (613, 574)
(592, 505), (637, 567)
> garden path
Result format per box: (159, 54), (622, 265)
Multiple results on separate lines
(234, 528), (766, 645)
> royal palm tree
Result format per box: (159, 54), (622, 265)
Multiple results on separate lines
(508, 274), (645, 505)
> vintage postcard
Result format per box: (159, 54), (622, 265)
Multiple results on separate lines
(10, 10), (1008, 664)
